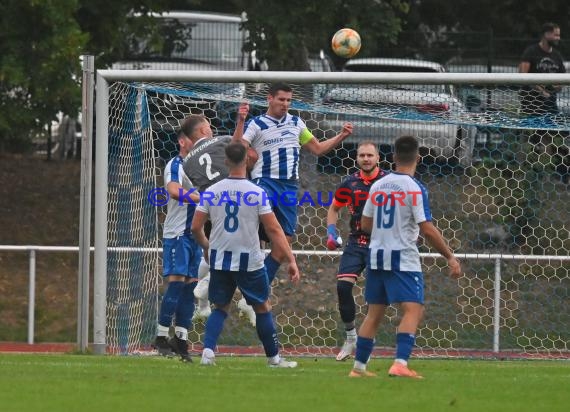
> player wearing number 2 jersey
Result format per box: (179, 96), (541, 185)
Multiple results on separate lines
(191, 143), (300, 367)
(180, 113), (258, 324)
(181, 115), (233, 193)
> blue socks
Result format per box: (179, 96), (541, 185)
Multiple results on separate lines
(265, 254), (281, 284)
(158, 281), (184, 327)
(203, 310), (279, 357)
(355, 336), (374, 364)
(255, 312), (279, 357)
(174, 282), (197, 329)
(203, 309), (228, 350)
(396, 333), (415, 362)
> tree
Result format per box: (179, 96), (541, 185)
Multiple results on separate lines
(401, 0), (570, 63)
(0, 0), (87, 151)
(0, 0), (178, 152)
(75, 0), (177, 68)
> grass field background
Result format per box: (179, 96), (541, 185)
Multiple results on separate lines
(1, 354), (568, 412)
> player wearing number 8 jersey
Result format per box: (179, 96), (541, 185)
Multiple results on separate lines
(349, 135), (461, 379)
(191, 143), (300, 367)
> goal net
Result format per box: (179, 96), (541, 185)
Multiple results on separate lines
(94, 70), (570, 358)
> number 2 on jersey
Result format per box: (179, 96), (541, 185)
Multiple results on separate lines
(376, 193), (395, 229)
(199, 153), (220, 180)
(224, 203), (239, 232)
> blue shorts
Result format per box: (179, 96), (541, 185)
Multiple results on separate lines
(253, 177), (298, 237)
(337, 242), (368, 279)
(209, 267), (269, 306)
(162, 234), (202, 278)
(364, 269), (424, 305)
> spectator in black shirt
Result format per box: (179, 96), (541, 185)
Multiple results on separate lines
(519, 22), (566, 116)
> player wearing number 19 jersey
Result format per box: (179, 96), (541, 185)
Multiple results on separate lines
(349, 135), (461, 379)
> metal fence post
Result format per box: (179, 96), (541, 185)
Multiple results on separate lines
(28, 249), (36, 344)
(77, 55), (95, 352)
(492, 257), (502, 353)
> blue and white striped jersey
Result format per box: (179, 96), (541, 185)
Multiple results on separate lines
(196, 178), (272, 272)
(163, 156), (196, 238)
(242, 113), (312, 180)
(362, 172), (432, 272)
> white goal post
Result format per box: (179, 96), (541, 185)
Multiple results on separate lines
(93, 70), (570, 357)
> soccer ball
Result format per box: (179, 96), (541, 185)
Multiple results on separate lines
(331, 28), (361, 59)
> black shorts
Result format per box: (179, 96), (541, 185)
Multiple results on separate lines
(337, 242), (368, 279)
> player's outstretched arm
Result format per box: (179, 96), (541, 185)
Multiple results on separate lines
(419, 221), (461, 279)
(232, 102), (250, 145)
(260, 212), (300, 283)
(191, 210), (210, 262)
(302, 122), (353, 156)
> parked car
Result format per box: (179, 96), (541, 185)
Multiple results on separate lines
(108, 11), (266, 160)
(112, 11), (260, 71)
(319, 58), (476, 165)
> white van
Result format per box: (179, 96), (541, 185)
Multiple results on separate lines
(111, 11), (262, 71)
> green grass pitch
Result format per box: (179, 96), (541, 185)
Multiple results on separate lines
(1, 354), (568, 411)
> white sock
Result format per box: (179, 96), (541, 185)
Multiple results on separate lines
(157, 324), (169, 337)
(395, 358), (407, 366)
(269, 354), (281, 364)
(198, 298), (210, 310)
(353, 360), (367, 371)
(347, 329), (357, 340)
(174, 326), (188, 341)
(198, 257), (210, 278)
(202, 348), (215, 358)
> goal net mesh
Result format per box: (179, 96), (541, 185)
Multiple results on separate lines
(105, 77), (569, 358)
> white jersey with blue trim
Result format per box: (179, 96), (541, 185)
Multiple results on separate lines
(163, 156), (196, 238)
(362, 172), (432, 272)
(196, 178), (272, 272)
(242, 113), (306, 180)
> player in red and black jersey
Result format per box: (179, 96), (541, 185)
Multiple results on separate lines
(326, 141), (387, 361)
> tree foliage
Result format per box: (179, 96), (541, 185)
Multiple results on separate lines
(1, 0), (569, 150)
(401, 0), (570, 63)
(75, 0), (175, 67)
(405, 0), (569, 37)
(238, 0), (410, 70)
(0, 0), (175, 150)
(0, 0), (87, 149)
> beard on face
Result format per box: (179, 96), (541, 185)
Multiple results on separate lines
(360, 165), (377, 174)
(547, 39), (559, 47)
